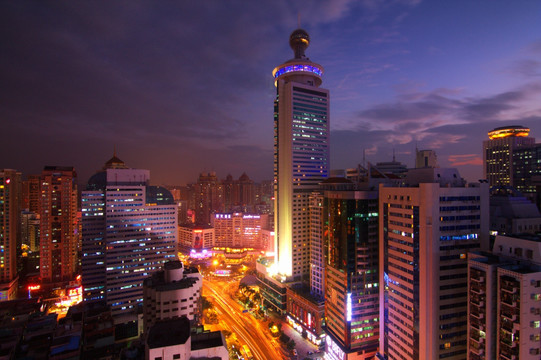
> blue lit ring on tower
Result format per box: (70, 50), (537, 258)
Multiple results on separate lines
(273, 64), (323, 79)
(272, 62), (324, 87)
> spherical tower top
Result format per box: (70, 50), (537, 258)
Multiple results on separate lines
(289, 28), (310, 59)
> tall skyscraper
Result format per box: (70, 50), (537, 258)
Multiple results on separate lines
(483, 125), (534, 187)
(81, 156), (177, 318)
(0, 169), (22, 301)
(323, 178), (380, 360)
(273, 28), (329, 281)
(40, 166), (78, 284)
(379, 168), (489, 360)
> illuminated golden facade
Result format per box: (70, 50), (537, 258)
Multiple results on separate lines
(483, 125), (535, 187)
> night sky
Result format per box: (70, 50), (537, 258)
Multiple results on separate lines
(2, 1), (540, 185)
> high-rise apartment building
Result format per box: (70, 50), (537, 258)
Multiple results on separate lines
(21, 210), (40, 252)
(194, 172), (223, 226)
(81, 156), (177, 318)
(223, 173), (256, 212)
(0, 169), (22, 301)
(273, 28), (329, 282)
(323, 178), (380, 360)
(468, 234), (541, 360)
(22, 174), (41, 213)
(379, 168), (489, 360)
(483, 125), (535, 187)
(40, 166), (78, 284)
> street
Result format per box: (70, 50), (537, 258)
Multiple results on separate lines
(203, 278), (284, 359)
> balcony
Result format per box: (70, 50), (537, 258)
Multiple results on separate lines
(470, 309), (484, 319)
(471, 274), (485, 283)
(501, 296), (517, 307)
(471, 297), (485, 307)
(501, 278), (519, 294)
(469, 317), (484, 331)
(470, 283), (485, 294)
(501, 310), (517, 321)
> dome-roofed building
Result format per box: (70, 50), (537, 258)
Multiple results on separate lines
(103, 153), (128, 170)
(81, 158), (177, 319)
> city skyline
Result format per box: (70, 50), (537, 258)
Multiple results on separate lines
(2, 1), (541, 185)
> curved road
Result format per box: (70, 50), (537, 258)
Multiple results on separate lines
(203, 279), (284, 360)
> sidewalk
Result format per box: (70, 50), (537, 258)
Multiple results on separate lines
(281, 321), (321, 359)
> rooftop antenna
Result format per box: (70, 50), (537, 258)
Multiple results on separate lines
(297, 13), (301, 28)
(392, 148), (396, 162)
(113, 144), (117, 157)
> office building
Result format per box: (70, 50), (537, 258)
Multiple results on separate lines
(513, 143), (541, 204)
(0, 169), (21, 301)
(272, 28), (329, 282)
(468, 234), (541, 360)
(324, 178), (380, 360)
(81, 156), (177, 318)
(483, 125), (534, 187)
(379, 168), (489, 360)
(178, 224), (214, 252)
(143, 260), (202, 333)
(40, 166), (78, 285)
(212, 212), (268, 249)
(490, 186), (541, 235)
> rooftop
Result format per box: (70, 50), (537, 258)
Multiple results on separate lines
(191, 331), (225, 351)
(147, 317), (191, 349)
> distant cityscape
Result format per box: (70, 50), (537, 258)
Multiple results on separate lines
(1, 26), (541, 360)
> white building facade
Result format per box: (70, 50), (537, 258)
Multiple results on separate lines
(379, 172), (489, 360)
(143, 260), (202, 333)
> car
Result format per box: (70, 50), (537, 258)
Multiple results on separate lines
(307, 351), (313, 355)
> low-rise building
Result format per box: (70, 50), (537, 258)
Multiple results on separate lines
(145, 317), (228, 360)
(143, 261), (202, 333)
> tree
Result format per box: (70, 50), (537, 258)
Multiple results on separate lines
(287, 340), (296, 350)
(201, 296), (213, 310)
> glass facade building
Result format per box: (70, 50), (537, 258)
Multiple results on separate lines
(324, 181), (380, 360)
